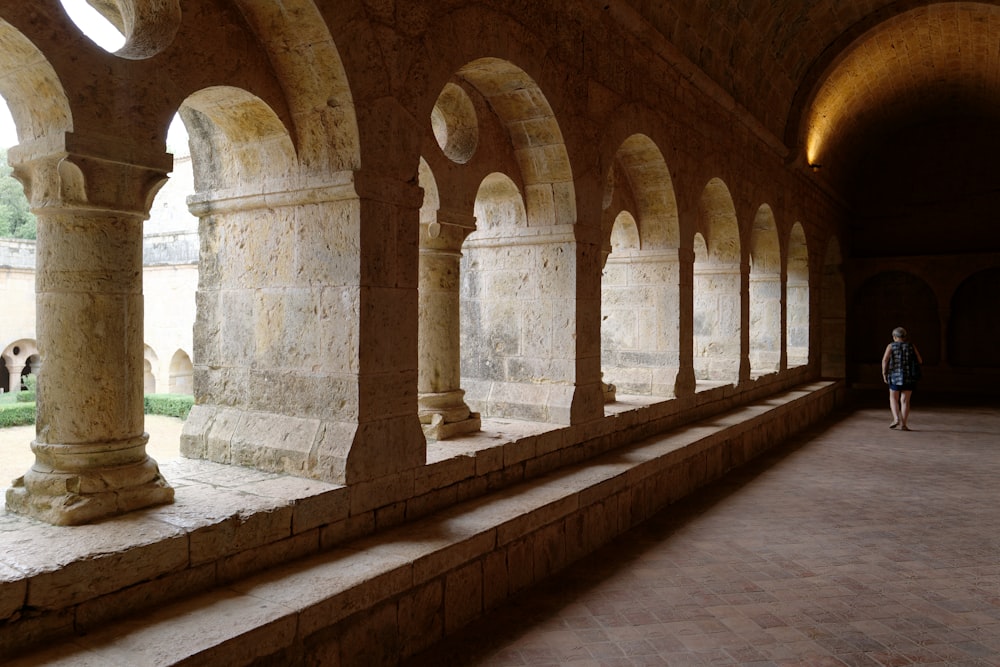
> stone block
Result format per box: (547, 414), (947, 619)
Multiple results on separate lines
(218, 530), (320, 584)
(532, 521), (567, 580)
(0, 562), (25, 621)
(72, 589), (298, 666)
(397, 580), (443, 659)
(444, 560), (483, 634)
(147, 485), (293, 565)
(339, 602), (400, 667)
(232, 548), (412, 637)
(230, 411), (321, 476)
(0, 607), (75, 663)
(506, 537), (535, 594)
(349, 470), (416, 515)
(320, 512), (375, 550)
(3, 518), (188, 610)
(239, 476), (348, 534)
(413, 455), (476, 496)
(482, 549), (510, 611)
(74, 562), (216, 633)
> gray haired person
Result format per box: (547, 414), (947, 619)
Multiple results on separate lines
(881, 327), (923, 430)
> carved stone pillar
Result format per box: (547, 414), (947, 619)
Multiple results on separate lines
(418, 210), (480, 440)
(5, 136), (174, 525)
(5, 363), (25, 393)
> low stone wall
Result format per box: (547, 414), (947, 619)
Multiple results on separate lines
(1, 380), (843, 664)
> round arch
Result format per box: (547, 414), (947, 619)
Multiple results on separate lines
(692, 178), (741, 387)
(599, 133), (681, 399)
(786, 222), (810, 368)
(0, 19), (73, 148)
(180, 87), (298, 194)
(749, 205), (781, 375)
(453, 57), (575, 227)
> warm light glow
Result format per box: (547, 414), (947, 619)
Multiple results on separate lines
(803, 3), (1000, 175)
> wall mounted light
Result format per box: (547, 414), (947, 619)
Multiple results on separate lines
(809, 163), (822, 173)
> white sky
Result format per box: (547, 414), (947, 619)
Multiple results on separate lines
(1, 0), (126, 148)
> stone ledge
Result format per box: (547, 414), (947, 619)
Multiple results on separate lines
(1, 380), (842, 664)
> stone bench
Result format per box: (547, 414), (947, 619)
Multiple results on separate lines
(1, 380), (841, 664)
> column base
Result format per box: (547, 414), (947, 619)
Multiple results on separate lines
(421, 411), (482, 441)
(418, 390), (482, 441)
(602, 380), (617, 403)
(5, 456), (174, 526)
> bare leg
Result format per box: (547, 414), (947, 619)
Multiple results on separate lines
(889, 389), (900, 428)
(899, 390), (912, 430)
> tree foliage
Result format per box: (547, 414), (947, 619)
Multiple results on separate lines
(0, 148), (36, 239)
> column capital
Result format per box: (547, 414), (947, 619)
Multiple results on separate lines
(8, 131), (173, 217)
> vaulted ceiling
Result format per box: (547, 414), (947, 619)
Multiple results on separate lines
(625, 1), (1000, 198)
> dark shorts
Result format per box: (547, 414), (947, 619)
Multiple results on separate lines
(890, 383), (916, 392)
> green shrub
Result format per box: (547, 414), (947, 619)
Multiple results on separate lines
(144, 394), (194, 419)
(15, 375), (36, 402)
(0, 402), (35, 427)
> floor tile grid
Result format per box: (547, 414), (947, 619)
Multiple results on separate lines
(404, 399), (1000, 666)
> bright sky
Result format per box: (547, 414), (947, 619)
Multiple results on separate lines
(1, 0), (126, 148)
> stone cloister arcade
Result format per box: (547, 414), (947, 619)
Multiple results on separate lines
(0, 3), (838, 527)
(1, 1), (998, 663)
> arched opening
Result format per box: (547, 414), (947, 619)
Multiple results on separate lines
(693, 178), (741, 388)
(428, 57), (581, 428)
(143, 345), (160, 394)
(786, 222), (810, 368)
(749, 205), (781, 376)
(949, 268), (1000, 368)
(431, 83), (478, 164)
(168, 349), (192, 395)
(59, 0), (180, 59)
(849, 271), (940, 385)
(600, 134), (681, 402)
(1, 339), (39, 393)
(416, 157), (481, 439)
(462, 172), (555, 421)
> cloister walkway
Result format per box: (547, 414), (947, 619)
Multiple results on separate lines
(406, 392), (1000, 666)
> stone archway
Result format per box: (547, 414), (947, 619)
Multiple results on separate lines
(749, 205), (781, 376)
(600, 134), (681, 400)
(693, 178), (742, 388)
(420, 57), (585, 428)
(786, 222), (810, 368)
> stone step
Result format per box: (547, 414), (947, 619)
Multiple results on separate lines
(4, 381), (840, 665)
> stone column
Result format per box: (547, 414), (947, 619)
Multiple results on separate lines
(5, 363), (25, 393)
(418, 209), (480, 440)
(674, 246), (696, 396)
(5, 138), (174, 525)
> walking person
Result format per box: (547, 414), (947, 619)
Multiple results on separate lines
(881, 326), (923, 430)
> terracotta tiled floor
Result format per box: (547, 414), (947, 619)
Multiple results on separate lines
(406, 394), (1000, 666)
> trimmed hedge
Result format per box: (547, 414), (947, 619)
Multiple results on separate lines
(0, 393), (192, 429)
(0, 402), (35, 427)
(143, 394), (194, 419)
